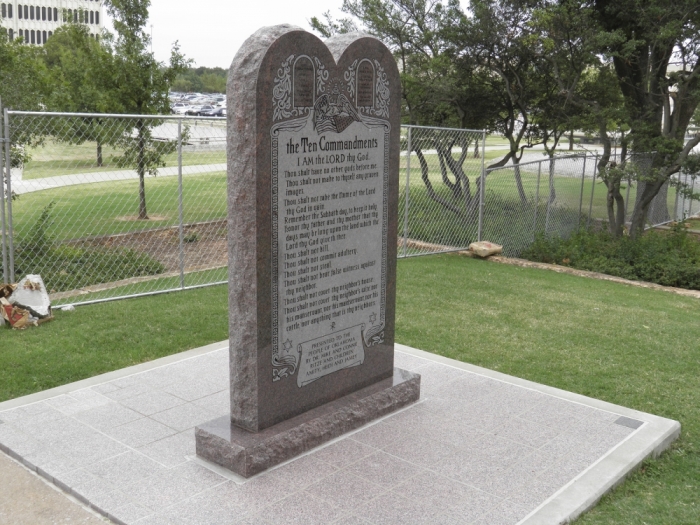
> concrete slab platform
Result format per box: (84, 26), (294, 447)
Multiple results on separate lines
(0, 342), (680, 525)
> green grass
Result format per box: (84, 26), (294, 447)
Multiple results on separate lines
(1, 254), (698, 524)
(0, 284), (229, 401)
(21, 140), (226, 180)
(12, 171), (227, 242)
(396, 255), (699, 525)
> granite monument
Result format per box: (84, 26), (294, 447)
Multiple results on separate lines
(195, 25), (420, 477)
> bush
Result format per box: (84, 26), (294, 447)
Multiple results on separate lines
(521, 224), (700, 289)
(404, 187), (581, 257)
(14, 202), (166, 292)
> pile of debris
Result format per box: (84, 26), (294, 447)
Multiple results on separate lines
(0, 275), (54, 329)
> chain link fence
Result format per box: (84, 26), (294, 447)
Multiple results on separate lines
(1, 111), (227, 306)
(1, 112), (697, 305)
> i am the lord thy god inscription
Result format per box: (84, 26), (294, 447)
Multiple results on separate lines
(195, 26), (420, 478)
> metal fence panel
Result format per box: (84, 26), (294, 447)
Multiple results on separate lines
(481, 155), (588, 257)
(397, 125), (486, 257)
(2, 111), (698, 306)
(6, 112), (226, 306)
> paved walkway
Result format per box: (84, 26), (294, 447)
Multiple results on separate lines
(11, 164), (227, 195)
(0, 343), (679, 525)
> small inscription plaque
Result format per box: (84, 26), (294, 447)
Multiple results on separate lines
(293, 57), (315, 108)
(296, 324), (365, 386)
(356, 60), (375, 107)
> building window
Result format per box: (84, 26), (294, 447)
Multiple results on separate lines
(48, 31), (52, 38)
(47, 6), (51, 21)
(1, 4), (5, 19)
(37, 31), (41, 45)
(8, 3), (12, 18)
(29, 5), (33, 20)
(24, 5), (28, 19)
(18, 4), (22, 19)
(90, 11), (94, 24)
(96, 12), (99, 25)
(53, 8), (57, 21)
(8, 29), (13, 40)
(42, 6), (46, 20)
(30, 30), (35, 44)
(42, 30), (46, 43)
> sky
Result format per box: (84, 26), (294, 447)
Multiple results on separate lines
(106, 0), (346, 69)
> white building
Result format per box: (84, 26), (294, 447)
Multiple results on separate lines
(1, 1), (103, 44)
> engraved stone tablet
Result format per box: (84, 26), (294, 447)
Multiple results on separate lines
(196, 25), (420, 478)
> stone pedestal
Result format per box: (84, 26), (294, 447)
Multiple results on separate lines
(196, 369), (419, 477)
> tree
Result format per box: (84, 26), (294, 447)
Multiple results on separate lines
(105, 0), (189, 219)
(592, 0), (700, 237)
(0, 26), (50, 197)
(172, 67), (228, 93)
(312, 0), (502, 220)
(0, 27), (48, 112)
(44, 23), (120, 166)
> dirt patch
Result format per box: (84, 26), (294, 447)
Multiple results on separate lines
(116, 215), (170, 222)
(71, 219), (229, 274)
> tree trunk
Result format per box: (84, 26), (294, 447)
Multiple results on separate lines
(629, 179), (664, 238)
(513, 158), (528, 204)
(137, 119), (149, 220)
(548, 158), (556, 204)
(568, 130), (574, 151)
(473, 142), (480, 159)
(96, 141), (103, 167)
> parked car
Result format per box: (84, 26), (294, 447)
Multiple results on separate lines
(186, 105), (206, 116)
(171, 103), (188, 115)
(199, 107), (226, 117)
(195, 105), (217, 116)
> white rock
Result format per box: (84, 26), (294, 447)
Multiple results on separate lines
(9, 275), (52, 318)
(469, 241), (504, 258)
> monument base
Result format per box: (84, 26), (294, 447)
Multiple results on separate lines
(195, 368), (420, 478)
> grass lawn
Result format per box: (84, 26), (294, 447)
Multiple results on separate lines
(12, 171), (227, 242)
(22, 140), (226, 180)
(1, 254), (698, 523)
(397, 255), (699, 525)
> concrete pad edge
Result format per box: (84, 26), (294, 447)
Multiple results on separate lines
(394, 343), (682, 525)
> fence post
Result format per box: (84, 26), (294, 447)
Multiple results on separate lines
(402, 127), (411, 257)
(3, 108), (13, 283)
(532, 160), (542, 238)
(624, 175), (632, 222)
(477, 131), (486, 242)
(0, 96), (7, 285)
(177, 119), (185, 289)
(680, 173), (687, 219)
(673, 173), (680, 221)
(690, 175), (696, 217)
(544, 158), (554, 235)
(587, 153), (598, 228)
(578, 155), (587, 223)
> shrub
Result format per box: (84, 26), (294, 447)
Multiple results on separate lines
(14, 202), (166, 292)
(521, 224), (700, 289)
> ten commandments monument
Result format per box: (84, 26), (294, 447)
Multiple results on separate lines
(195, 25), (421, 477)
